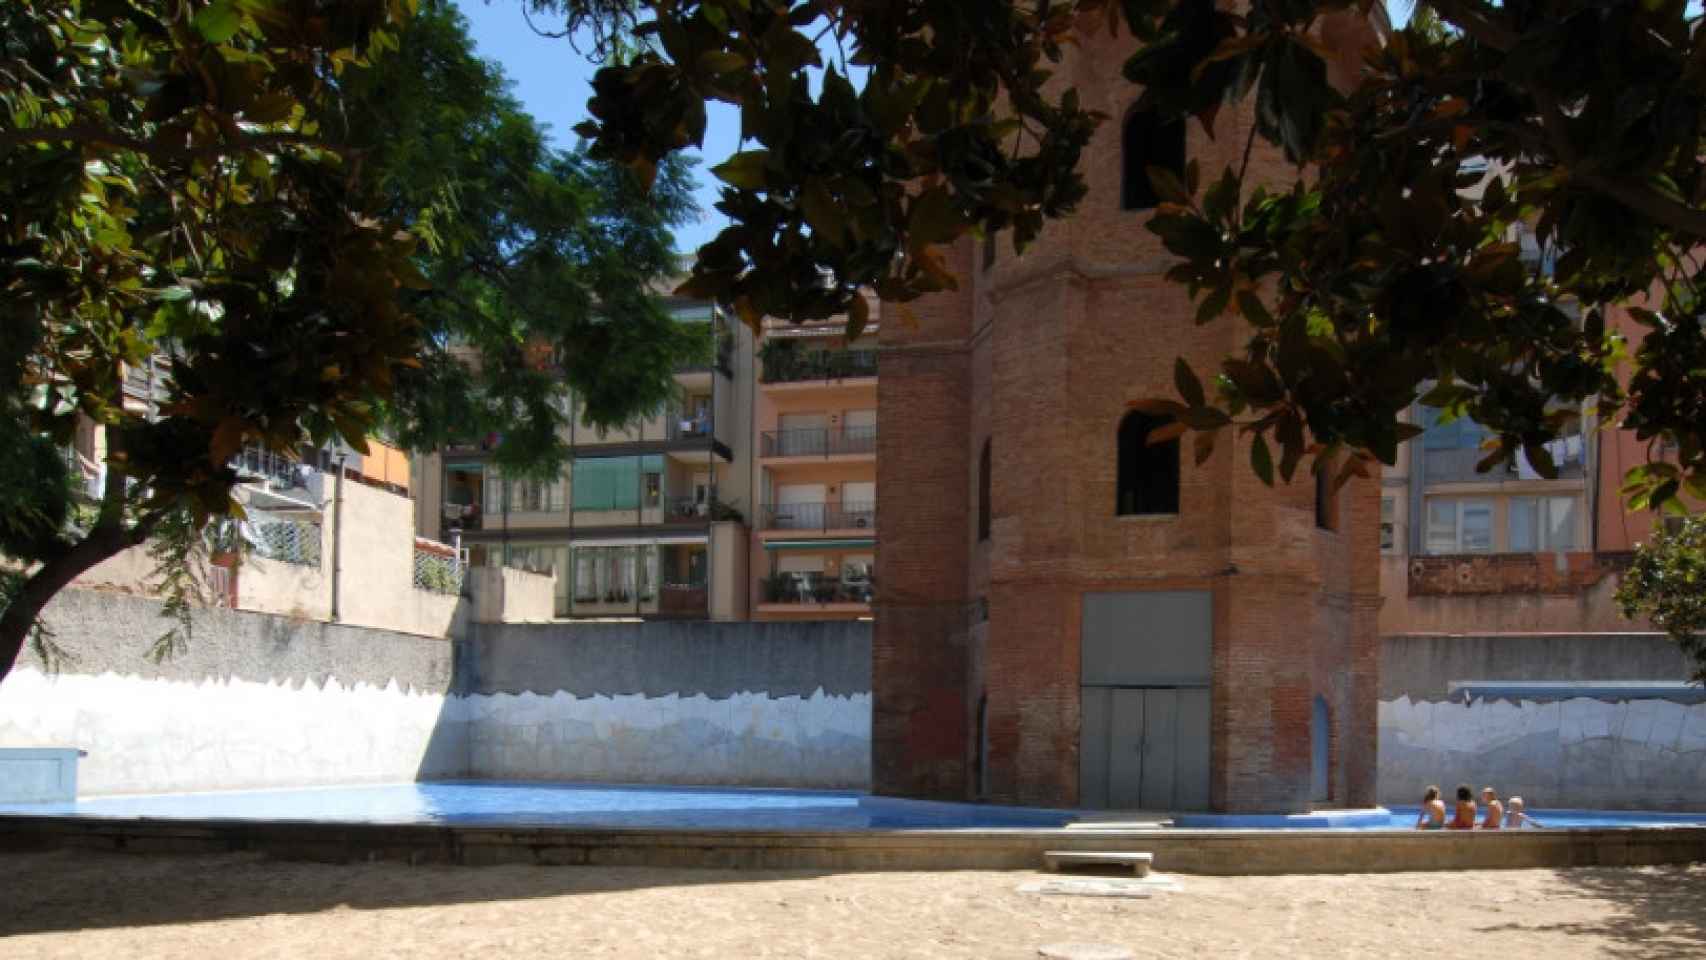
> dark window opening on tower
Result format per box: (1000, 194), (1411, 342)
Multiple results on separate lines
(1122, 109), (1186, 212)
(1117, 412), (1180, 515)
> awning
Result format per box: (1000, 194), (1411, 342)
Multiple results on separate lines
(569, 535), (708, 548)
(762, 538), (875, 551)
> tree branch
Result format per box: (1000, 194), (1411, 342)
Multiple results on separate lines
(0, 124), (339, 162)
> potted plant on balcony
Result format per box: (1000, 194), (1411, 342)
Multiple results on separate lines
(760, 572), (791, 604)
(758, 338), (800, 383)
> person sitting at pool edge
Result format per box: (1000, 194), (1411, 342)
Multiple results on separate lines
(1416, 785), (1447, 830)
(1447, 784), (1477, 830)
(1480, 787), (1504, 830)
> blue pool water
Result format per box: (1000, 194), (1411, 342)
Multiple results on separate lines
(0, 781), (1076, 831)
(1, 783), (1701, 831)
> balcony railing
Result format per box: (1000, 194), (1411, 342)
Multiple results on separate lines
(757, 573), (875, 606)
(667, 411), (715, 442)
(760, 501), (875, 532)
(760, 426), (877, 458)
(664, 496), (713, 523)
(761, 348), (878, 385)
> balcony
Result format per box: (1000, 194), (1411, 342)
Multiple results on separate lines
(230, 445), (324, 508)
(760, 501), (875, 532)
(666, 410), (716, 442)
(760, 426), (877, 459)
(1423, 436), (1586, 485)
(757, 572), (875, 607)
(760, 348), (877, 385)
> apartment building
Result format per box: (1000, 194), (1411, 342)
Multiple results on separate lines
(414, 292), (758, 621)
(748, 292), (880, 621)
(1379, 292), (1684, 636)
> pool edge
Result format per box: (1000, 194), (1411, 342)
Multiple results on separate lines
(3, 816), (1704, 875)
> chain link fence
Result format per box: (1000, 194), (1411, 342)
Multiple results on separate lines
(413, 541), (466, 596)
(246, 514), (322, 568)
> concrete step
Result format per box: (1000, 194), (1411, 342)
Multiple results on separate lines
(1043, 850), (1154, 877)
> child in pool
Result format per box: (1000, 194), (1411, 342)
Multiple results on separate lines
(1416, 785), (1447, 829)
(1504, 796), (1544, 829)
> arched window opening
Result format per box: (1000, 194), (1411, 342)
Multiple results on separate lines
(1121, 109), (1186, 211)
(1117, 412), (1180, 516)
(977, 439), (992, 541)
(1315, 461), (1338, 531)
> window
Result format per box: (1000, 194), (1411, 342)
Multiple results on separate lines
(1424, 497), (1494, 554)
(1509, 496), (1580, 552)
(569, 544), (657, 609)
(977, 439), (992, 541)
(1379, 497), (1397, 552)
(1117, 412), (1180, 516)
(1314, 463), (1337, 531)
(1121, 108), (1186, 211)
(571, 455), (664, 511)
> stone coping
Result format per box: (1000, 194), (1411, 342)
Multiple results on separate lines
(2, 816), (1704, 875)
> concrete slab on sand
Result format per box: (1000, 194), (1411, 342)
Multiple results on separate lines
(1019, 875), (1181, 898)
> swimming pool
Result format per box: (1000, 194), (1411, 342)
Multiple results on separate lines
(2, 782), (1702, 832)
(0, 781), (1078, 831)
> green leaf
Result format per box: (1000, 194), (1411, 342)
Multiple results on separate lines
(710, 150), (771, 190)
(1147, 165), (1192, 206)
(1251, 434), (1275, 486)
(1174, 357), (1205, 408)
(193, 0), (242, 43)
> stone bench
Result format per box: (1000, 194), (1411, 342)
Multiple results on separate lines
(1043, 850), (1153, 877)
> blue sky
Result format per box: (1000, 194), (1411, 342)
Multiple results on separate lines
(453, 1), (740, 252)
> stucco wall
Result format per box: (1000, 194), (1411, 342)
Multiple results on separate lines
(1380, 696), (1706, 810)
(68, 477), (461, 639)
(1381, 633), (1691, 702)
(0, 590), (467, 796)
(464, 619), (871, 788)
(467, 566), (556, 623)
(1377, 632), (1703, 810)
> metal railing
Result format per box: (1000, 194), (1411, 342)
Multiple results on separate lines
(760, 426), (877, 458)
(760, 348), (878, 384)
(757, 573), (875, 605)
(759, 501), (876, 531)
(665, 496), (712, 522)
(413, 540), (466, 596)
(248, 515), (322, 568)
(230, 445), (323, 494)
(666, 410), (715, 441)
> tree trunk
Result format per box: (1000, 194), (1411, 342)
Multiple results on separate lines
(0, 526), (134, 685)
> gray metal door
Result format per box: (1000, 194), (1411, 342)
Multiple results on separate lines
(1108, 689), (1147, 808)
(1311, 695), (1330, 803)
(1079, 591), (1213, 811)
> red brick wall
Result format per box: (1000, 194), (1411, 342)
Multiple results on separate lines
(875, 14), (1384, 811)
(872, 241), (975, 799)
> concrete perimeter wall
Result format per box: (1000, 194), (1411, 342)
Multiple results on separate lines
(1378, 633), (1704, 810)
(0, 590), (467, 796)
(463, 620), (871, 789)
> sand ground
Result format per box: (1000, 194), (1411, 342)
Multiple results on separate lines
(1, 852), (1701, 959)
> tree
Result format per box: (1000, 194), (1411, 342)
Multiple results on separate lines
(0, 1), (698, 682)
(331, 0), (702, 481)
(533, 0), (1705, 511)
(1, 0), (423, 680)
(1617, 518), (1706, 681)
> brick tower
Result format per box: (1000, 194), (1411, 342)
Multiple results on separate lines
(873, 15), (1383, 813)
